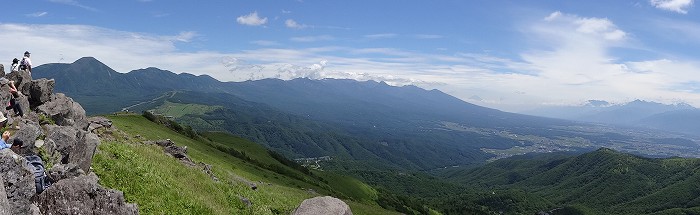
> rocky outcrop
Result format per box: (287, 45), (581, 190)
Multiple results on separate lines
(36, 93), (88, 129)
(43, 125), (99, 172)
(87, 116), (112, 133)
(6, 70), (32, 90)
(37, 173), (138, 215)
(22, 78), (55, 108)
(47, 163), (84, 182)
(0, 150), (37, 214)
(10, 120), (42, 154)
(0, 177), (11, 215)
(0, 69), (137, 214)
(293, 196), (353, 215)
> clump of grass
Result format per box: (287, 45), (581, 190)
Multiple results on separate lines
(38, 113), (56, 125)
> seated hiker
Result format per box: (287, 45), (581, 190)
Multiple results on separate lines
(5, 81), (23, 117)
(11, 58), (19, 73)
(0, 131), (10, 150)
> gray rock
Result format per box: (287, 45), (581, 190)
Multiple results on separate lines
(155, 139), (175, 147)
(0, 64), (4, 77)
(239, 196), (252, 207)
(21, 78), (55, 108)
(36, 93), (88, 129)
(0, 176), (11, 215)
(164, 145), (187, 159)
(73, 132), (99, 172)
(29, 203), (41, 215)
(47, 163), (85, 182)
(87, 116), (112, 132)
(0, 150), (37, 215)
(37, 173), (139, 215)
(43, 125), (99, 171)
(293, 196), (353, 215)
(9, 120), (43, 155)
(43, 125), (78, 166)
(5, 70), (32, 91)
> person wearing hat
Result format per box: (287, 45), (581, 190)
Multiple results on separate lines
(20, 51), (32, 75)
(11, 58), (19, 73)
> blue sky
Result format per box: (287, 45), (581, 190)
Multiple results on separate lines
(2, 0), (700, 111)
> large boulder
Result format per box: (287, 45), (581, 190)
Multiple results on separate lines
(43, 125), (99, 171)
(21, 78), (55, 108)
(37, 173), (138, 215)
(293, 196), (353, 215)
(5, 70), (32, 90)
(36, 93), (88, 129)
(0, 150), (37, 214)
(9, 120), (43, 155)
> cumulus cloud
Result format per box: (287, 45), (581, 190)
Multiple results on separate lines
(237, 11), (267, 26)
(27, 12), (48, 17)
(650, 0), (694, 14)
(285, 19), (309, 29)
(543, 11), (627, 42)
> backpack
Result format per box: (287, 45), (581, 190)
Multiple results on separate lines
(25, 155), (52, 193)
(19, 59), (27, 71)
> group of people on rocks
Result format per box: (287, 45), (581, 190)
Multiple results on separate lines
(0, 51), (32, 151)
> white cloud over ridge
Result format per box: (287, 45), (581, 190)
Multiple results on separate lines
(237, 12), (268, 26)
(2, 18), (700, 112)
(650, 0), (694, 14)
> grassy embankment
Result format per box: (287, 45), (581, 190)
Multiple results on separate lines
(92, 114), (399, 215)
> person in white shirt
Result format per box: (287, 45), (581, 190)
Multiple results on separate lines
(10, 58), (19, 73)
(20, 51), (32, 75)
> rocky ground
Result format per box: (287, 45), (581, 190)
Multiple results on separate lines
(0, 68), (137, 215)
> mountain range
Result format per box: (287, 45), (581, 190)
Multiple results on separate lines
(522, 100), (700, 136)
(28, 56), (700, 214)
(33, 57), (700, 170)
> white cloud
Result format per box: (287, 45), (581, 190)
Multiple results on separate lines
(290, 35), (334, 42)
(236, 12), (267, 26)
(650, 0), (693, 14)
(27, 12), (48, 17)
(285, 19), (309, 29)
(161, 31), (197, 43)
(2, 19), (700, 112)
(544, 11), (627, 42)
(364, 33), (397, 39)
(251, 40), (280, 46)
(48, 0), (98, 11)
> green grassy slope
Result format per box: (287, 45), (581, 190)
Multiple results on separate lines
(92, 114), (400, 215)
